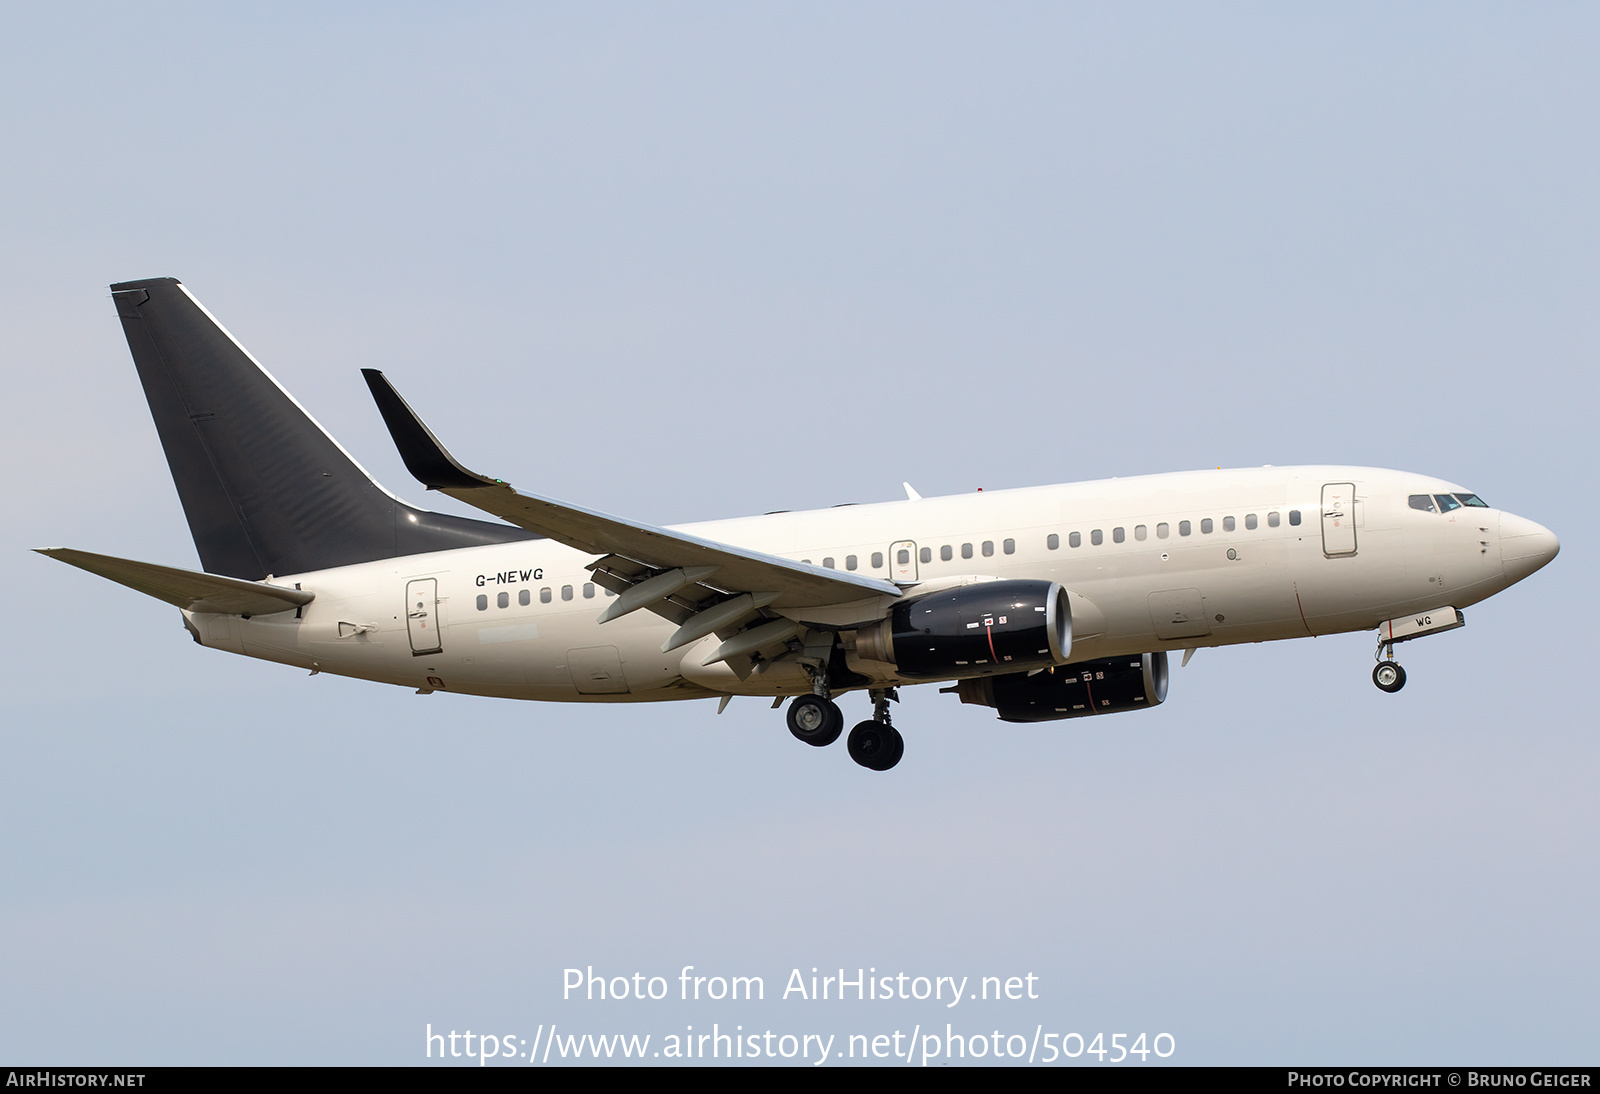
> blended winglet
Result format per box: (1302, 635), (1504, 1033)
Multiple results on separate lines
(360, 369), (499, 490)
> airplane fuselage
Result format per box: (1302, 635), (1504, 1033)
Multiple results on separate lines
(184, 464), (1535, 703)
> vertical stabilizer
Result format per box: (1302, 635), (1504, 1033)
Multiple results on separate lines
(110, 278), (533, 580)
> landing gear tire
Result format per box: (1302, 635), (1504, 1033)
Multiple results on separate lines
(847, 720), (904, 771)
(1372, 661), (1407, 693)
(787, 695), (843, 746)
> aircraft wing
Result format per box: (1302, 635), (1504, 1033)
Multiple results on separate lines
(36, 548), (314, 616)
(362, 370), (899, 669)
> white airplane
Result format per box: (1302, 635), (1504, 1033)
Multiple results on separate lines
(40, 278), (1560, 771)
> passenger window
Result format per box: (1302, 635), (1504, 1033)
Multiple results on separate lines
(961, 543), (973, 559)
(1289, 510), (1301, 526)
(941, 544), (954, 561)
(982, 541), (994, 557)
(604, 587), (615, 597)
(583, 583), (595, 599)
(1068, 532), (1082, 548)
(1112, 527), (1125, 543)
(497, 591), (509, 609)
(1201, 518), (1213, 534)
(540, 587), (552, 604)
(1223, 516), (1235, 532)
(1435, 494), (1463, 513)
(1046, 534), (1059, 551)
(561, 585), (573, 601)
(871, 552), (884, 569)
(897, 549), (910, 565)
(1135, 525), (1147, 541)
(1003, 538), (1015, 555)
(823, 557), (835, 569)
(1091, 529), (1103, 546)
(1245, 513), (1258, 530)
(1455, 493), (1489, 508)
(846, 555), (858, 571)
(1268, 512), (1281, 527)
(1179, 521), (1192, 536)
(919, 547), (932, 564)
(476, 594), (488, 611)
(519, 589), (530, 606)
(1157, 523), (1169, 539)
(1409, 494), (1438, 513)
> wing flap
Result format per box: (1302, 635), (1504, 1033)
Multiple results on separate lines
(36, 548), (314, 616)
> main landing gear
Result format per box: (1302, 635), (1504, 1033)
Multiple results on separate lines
(1372, 639), (1407, 693)
(786, 693), (843, 747)
(847, 689), (904, 772)
(786, 686), (903, 771)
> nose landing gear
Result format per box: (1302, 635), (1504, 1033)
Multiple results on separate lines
(1372, 660), (1407, 693)
(1372, 639), (1407, 693)
(1368, 608), (1466, 693)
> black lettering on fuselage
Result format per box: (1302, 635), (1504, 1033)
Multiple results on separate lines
(475, 567), (544, 587)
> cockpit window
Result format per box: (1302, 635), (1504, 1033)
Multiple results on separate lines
(1413, 492), (1489, 513)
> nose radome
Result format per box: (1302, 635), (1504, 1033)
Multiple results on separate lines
(1500, 512), (1560, 585)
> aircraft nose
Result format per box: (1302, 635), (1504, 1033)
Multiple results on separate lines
(1499, 512), (1560, 585)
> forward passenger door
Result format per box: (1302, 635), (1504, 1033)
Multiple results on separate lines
(1321, 483), (1357, 557)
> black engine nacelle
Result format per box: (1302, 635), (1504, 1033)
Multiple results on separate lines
(954, 652), (1169, 722)
(854, 579), (1071, 679)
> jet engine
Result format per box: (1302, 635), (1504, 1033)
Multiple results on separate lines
(952, 652), (1169, 722)
(853, 579), (1071, 679)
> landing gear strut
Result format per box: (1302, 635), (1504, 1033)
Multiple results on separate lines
(847, 688), (904, 771)
(1372, 640), (1407, 693)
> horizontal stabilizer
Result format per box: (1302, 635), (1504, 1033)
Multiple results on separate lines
(36, 548), (315, 616)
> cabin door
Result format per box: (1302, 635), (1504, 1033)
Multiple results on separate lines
(1321, 483), (1358, 557)
(406, 578), (443, 655)
(889, 540), (919, 583)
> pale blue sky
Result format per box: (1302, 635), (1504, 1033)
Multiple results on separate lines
(2, 3), (1595, 1064)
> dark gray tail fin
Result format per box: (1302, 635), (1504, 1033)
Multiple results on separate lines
(110, 278), (534, 580)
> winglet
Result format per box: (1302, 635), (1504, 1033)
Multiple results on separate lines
(361, 369), (499, 490)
